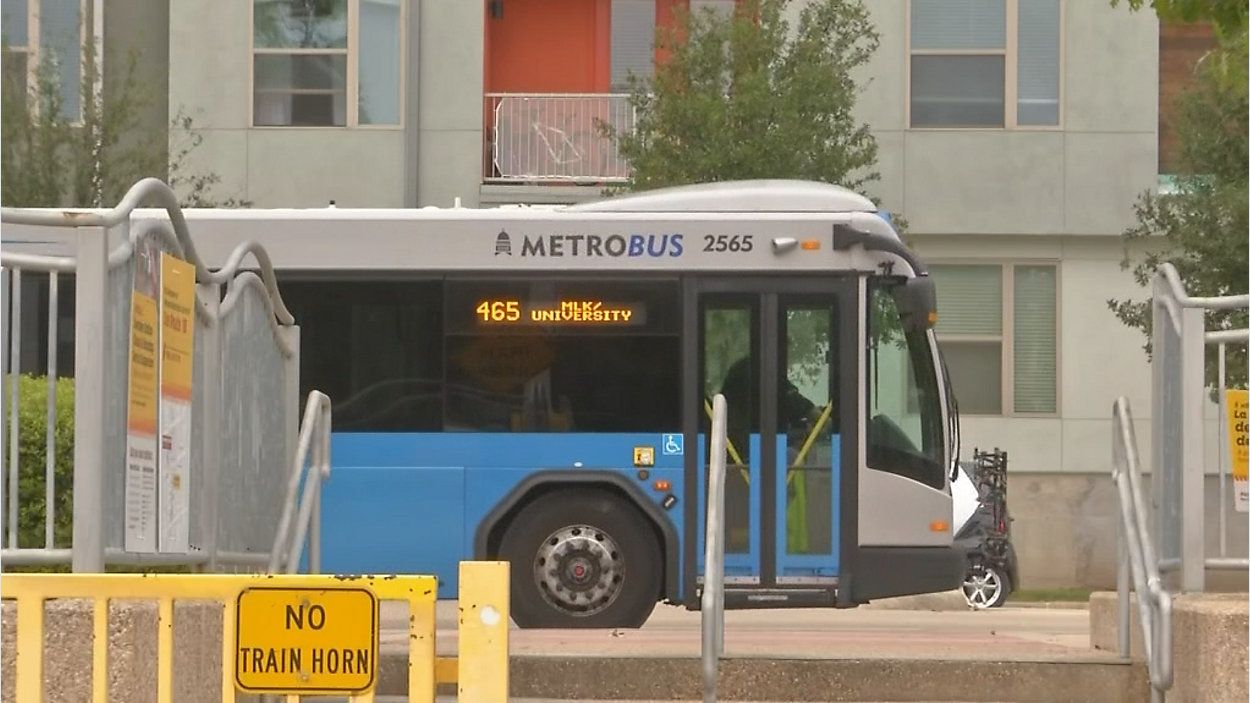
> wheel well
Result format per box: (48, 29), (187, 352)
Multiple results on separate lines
(482, 482), (669, 599)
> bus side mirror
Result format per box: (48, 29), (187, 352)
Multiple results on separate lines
(902, 275), (937, 332)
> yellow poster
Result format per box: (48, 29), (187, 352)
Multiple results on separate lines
(159, 253), (195, 553)
(125, 240), (161, 553)
(160, 254), (195, 400)
(1227, 389), (1248, 513)
(126, 293), (159, 434)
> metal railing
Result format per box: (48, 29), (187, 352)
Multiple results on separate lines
(1211, 328), (1248, 562)
(269, 390), (332, 574)
(702, 393), (727, 703)
(1, 177), (302, 573)
(485, 93), (634, 183)
(2, 562), (510, 702)
(1112, 397), (1173, 702)
(1149, 262), (1249, 591)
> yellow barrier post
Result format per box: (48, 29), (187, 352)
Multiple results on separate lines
(15, 595), (44, 703)
(457, 561), (510, 702)
(408, 580), (438, 703)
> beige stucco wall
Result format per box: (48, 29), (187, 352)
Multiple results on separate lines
(168, 0), (414, 207)
(853, 0), (1159, 237)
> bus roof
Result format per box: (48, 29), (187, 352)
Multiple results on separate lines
(4, 180), (917, 275)
(567, 179), (876, 213)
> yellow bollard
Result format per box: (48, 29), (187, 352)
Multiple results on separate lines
(457, 561), (510, 702)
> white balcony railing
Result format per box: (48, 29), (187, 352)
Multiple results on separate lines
(485, 93), (635, 183)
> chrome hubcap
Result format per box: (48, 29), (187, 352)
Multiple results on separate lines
(533, 524), (624, 616)
(963, 568), (1002, 609)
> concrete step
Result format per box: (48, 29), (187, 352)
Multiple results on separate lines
(377, 653), (1148, 702)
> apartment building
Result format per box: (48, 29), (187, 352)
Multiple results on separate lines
(5, 0), (1238, 589)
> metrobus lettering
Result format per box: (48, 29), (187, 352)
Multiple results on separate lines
(520, 234), (683, 258)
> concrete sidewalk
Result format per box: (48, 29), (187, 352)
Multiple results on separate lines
(371, 599), (1148, 701)
(383, 598), (1103, 661)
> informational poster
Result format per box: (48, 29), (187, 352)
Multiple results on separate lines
(158, 253), (195, 553)
(1227, 389), (1248, 513)
(124, 241), (160, 553)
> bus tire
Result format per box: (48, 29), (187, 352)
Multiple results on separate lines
(498, 487), (662, 629)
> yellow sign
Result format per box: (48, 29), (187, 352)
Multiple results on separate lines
(633, 446), (655, 467)
(235, 587), (378, 694)
(159, 254), (194, 400)
(1228, 390), (1248, 479)
(1228, 390), (1248, 513)
(159, 253), (195, 553)
(126, 292), (159, 434)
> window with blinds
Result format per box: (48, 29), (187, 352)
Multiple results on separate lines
(610, 0), (655, 91)
(932, 265), (1004, 414)
(908, 0), (1062, 128)
(1013, 266), (1057, 412)
(252, 0), (405, 128)
(1017, 0), (1061, 125)
(930, 263), (1058, 415)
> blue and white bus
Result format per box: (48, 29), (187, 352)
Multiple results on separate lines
(185, 179), (962, 628)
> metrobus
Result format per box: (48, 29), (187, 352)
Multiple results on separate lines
(182, 179), (962, 627)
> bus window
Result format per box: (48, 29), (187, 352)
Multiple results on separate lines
(780, 302), (837, 556)
(280, 279), (444, 432)
(702, 301), (756, 555)
(866, 282), (944, 489)
(444, 279), (680, 432)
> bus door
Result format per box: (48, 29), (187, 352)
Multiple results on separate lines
(688, 277), (855, 603)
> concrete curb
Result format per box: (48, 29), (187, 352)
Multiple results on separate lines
(377, 654), (1148, 702)
(860, 589), (1089, 612)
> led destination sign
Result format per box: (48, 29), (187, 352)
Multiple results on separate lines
(475, 299), (645, 326)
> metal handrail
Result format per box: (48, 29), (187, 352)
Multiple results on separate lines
(702, 394), (727, 703)
(219, 272), (298, 358)
(1155, 262), (1250, 332)
(1112, 397), (1173, 701)
(1157, 262), (1250, 310)
(1, 178), (295, 325)
(1, 178), (302, 573)
(2, 177), (206, 276)
(269, 391), (333, 574)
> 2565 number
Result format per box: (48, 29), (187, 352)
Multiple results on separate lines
(702, 235), (754, 253)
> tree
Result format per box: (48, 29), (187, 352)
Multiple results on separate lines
(1111, 0), (1248, 90)
(1106, 8), (1248, 389)
(603, 0), (881, 195)
(2, 35), (244, 208)
(1111, 0), (1247, 36)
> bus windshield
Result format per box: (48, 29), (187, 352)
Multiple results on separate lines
(866, 279), (947, 489)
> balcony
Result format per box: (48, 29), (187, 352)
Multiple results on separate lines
(483, 93), (635, 185)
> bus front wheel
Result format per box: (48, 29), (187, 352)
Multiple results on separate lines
(499, 488), (662, 629)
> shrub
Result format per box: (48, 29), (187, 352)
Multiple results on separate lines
(0, 374), (75, 549)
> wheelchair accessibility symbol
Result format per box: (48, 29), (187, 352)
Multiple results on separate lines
(662, 434), (684, 456)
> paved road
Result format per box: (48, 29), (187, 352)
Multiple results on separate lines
(379, 597), (1104, 661)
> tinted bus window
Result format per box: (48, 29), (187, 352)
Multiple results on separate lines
(444, 279), (680, 432)
(280, 279), (444, 431)
(866, 281), (944, 489)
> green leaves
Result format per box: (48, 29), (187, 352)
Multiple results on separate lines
(1, 37), (241, 208)
(1108, 28), (1248, 390)
(604, 0), (881, 196)
(0, 375), (75, 550)
(1110, 0), (1248, 37)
